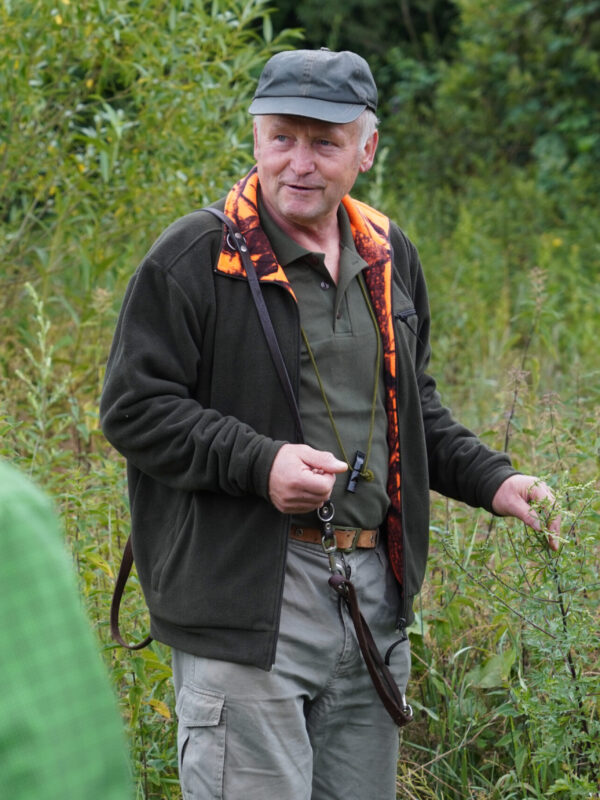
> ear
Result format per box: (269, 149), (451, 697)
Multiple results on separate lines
(253, 119), (259, 161)
(358, 130), (378, 173)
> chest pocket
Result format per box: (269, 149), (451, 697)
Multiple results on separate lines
(393, 301), (420, 364)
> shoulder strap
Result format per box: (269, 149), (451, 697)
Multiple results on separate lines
(202, 207), (304, 443)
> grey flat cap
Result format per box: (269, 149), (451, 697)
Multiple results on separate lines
(249, 48), (378, 123)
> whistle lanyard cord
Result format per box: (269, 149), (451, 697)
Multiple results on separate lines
(300, 274), (381, 481)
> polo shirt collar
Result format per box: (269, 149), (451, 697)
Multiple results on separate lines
(257, 188), (369, 285)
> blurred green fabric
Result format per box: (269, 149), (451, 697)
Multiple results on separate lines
(0, 460), (132, 799)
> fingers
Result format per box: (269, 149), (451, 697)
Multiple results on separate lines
(526, 480), (555, 509)
(492, 474), (561, 550)
(268, 444), (348, 514)
(525, 480), (561, 549)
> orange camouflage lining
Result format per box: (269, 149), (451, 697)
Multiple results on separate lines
(215, 167), (404, 586)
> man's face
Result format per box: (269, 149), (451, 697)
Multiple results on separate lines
(253, 114), (377, 233)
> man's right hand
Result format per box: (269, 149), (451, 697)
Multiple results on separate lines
(268, 444), (348, 514)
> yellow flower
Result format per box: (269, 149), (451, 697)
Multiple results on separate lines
(552, 237), (563, 248)
(86, 78), (94, 89)
(61, 0), (71, 4)
(55, 14), (63, 24)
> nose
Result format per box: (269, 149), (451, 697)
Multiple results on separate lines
(289, 142), (315, 175)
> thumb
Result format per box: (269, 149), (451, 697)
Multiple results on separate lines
(302, 448), (348, 475)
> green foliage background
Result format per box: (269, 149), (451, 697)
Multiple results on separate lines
(1, 1), (598, 797)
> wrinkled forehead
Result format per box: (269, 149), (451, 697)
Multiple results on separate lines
(254, 113), (361, 137)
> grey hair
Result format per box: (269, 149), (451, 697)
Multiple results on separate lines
(356, 109), (379, 148)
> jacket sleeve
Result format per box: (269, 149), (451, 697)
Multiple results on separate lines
(397, 229), (517, 512)
(100, 248), (283, 500)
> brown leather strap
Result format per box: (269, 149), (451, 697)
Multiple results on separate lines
(110, 536), (153, 650)
(290, 525), (378, 551)
(202, 207), (304, 443)
(329, 573), (413, 727)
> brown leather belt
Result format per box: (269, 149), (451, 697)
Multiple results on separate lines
(290, 525), (378, 552)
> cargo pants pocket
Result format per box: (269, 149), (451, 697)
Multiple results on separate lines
(176, 685), (225, 800)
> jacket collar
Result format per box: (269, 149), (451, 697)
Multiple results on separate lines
(215, 167), (392, 286)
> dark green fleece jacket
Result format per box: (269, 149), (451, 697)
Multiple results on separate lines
(100, 185), (516, 670)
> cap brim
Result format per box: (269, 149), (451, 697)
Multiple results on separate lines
(249, 96), (366, 124)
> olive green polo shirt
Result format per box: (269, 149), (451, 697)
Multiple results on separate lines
(259, 194), (390, 529)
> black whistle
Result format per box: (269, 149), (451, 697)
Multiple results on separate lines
(346, 450), (365, 493)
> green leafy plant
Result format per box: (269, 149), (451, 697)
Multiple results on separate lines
(397, 236), (599, 798)
(1, 2), (598, 798)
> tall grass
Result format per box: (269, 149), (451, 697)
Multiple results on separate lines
(383, 174), (600, 799)
(1, 2), (598, 797)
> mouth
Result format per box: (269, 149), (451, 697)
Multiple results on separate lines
(284, 183), (320, 193)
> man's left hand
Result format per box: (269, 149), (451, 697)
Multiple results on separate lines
(492, 474), (560, 551)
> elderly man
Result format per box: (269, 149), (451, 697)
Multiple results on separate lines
(101, 48), (558, 800)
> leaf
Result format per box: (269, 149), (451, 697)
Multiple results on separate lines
(406, 697), (439, 721)
(128, 684), (143, 727)
(466, 648), (516, 689)
(83, 551), (114, 578)
(168, 5), (177, 32)
(262, 14), (273, 43)
(99, 150), (110, 183)
(147, 698), (172, 720)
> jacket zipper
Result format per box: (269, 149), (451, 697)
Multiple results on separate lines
(392, 307), (415, 635)
(267, 287), (303, 668)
